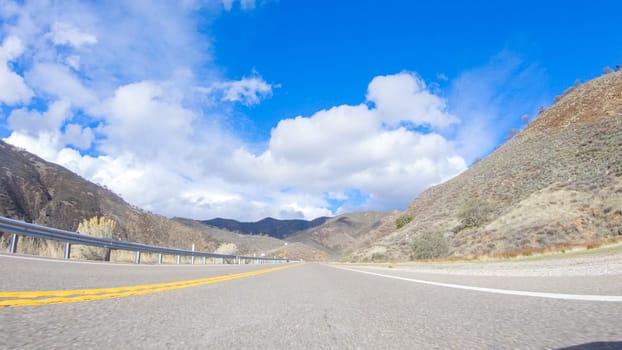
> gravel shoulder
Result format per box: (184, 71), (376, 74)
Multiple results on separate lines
(346, 245), (622, 277)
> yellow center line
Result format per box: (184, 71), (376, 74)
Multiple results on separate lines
(0, 263), (301, 308)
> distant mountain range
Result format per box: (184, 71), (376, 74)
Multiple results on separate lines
(201, 217), (330, 239)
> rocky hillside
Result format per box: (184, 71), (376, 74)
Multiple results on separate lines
(349, 71), (622, 261)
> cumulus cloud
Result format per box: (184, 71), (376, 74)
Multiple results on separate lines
(3, 1), (532, 222)
(367, 72), (458, 128)
(0, 36), (33, 105)
(223, 72), (468, 213)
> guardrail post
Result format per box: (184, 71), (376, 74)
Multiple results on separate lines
(158, 253), (162, 265)
(63, 242), (71, 259)
(135, 251), (141, 264)
(9, 233), (18, 253)
(191, 244), (195, 265)
(202, 256), (206, 264)
(176, 255), (181, 264)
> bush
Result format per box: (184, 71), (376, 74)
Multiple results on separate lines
(412, 231), (449, 259)
(215, 242), (238, 255)
(76, 216), (116, 261)
(458, 198), (493, 229)
(395, 215), (413, 229)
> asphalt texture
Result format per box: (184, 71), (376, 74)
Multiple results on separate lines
(1, 254), (621, 349)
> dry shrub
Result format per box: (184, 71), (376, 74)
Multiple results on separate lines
(412, 231), (449, 260)
(395, 215), (413, 229)
(458, 198), (493, 229)
(75, 216), (116, 261)
(215, 242), (238, 255)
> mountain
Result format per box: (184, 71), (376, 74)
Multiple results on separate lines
(174, 217), (330, 261)
(285, 211), (394, 259)
(0, 140), (220, 255)
(349, 70), (622, 261)
(195, 211), (393, 260)
(0, 140), (331, 260)
(202, 216), (330, 239)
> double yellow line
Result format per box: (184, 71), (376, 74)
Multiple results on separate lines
(1, 264), (299, 308)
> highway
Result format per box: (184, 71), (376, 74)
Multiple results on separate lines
(1, 254), (621, 349)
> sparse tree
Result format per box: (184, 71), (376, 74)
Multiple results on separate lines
(395, 215), (413, 229)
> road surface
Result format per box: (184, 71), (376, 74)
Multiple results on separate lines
(1, 254), (621, 349)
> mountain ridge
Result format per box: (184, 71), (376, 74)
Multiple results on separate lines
(201, 216), (330, 239)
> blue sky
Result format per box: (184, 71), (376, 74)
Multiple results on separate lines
(0, 0), (620, 221)
(212, 1), (620, 140)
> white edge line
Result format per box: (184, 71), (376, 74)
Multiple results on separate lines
(330, 265), (622, 302)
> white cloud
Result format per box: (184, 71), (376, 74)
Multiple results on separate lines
(49, 22), (97, 47)
(203, 76), (273, 105)
(8, 100), (72, 135)
(61, 124), (94, 150)
(367, 72), (458, 129)
(25, 62), (97, 107)
(1, 1), (498, 222)
(222, 73), (468, 212)
(0, 36), (33, 105)
(100, 80), (196, 161)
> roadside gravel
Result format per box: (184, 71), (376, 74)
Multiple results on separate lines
(367, 251), (622, 277)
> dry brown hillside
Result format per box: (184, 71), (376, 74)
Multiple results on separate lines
(349, 70), (622, 261)
(0, 141), (218, 256)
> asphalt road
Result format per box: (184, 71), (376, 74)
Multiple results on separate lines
(1, 254), (621, 349)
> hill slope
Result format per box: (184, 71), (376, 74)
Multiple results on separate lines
(0, 140), (219, 254)
(285, 211), (393, 259)
(349, 71), (622, 261)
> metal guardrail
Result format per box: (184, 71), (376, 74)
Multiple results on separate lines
(0, 216), (291, 265)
